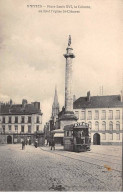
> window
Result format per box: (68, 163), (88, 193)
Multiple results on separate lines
(95, 121), (99, 131)
(36, 125), (39, 131)
(28, 116), (31, 123)
(116, 122), (120, 131)
(109, 133), (113, 140)
(116, 133), (120, 140)
(102, 121), (106, 131)
(8, 125), (11, 131)
(15, 116), (18, 123)
(66, 131), (69, 136)
(15, 125), (18, 131)
(21, 125), (24, 133)
(101, 110), (106, 120)
(87, 111), (92, 120)
(21, 116), (25, 123)
(75, 111), (79, 119)
(28, 125), (31, 133)
(102, 133), (106, 140)
(9, 117), (12, 123)
(2, 125), (5, 133)
(36, 116), (39, 123)
(108, 110), (113, 120)
(2, 117), (5, 123)
(116, 110), (120, 119)
(95, 110), (99, 120)
(109, 121), (113, 131)
(80, 111), (85, 120)
(88, 122), (92, 130)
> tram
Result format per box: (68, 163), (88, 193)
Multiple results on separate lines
(64, 122), (91, 152)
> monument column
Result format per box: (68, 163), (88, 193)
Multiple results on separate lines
(60, 35), (77, 129)
(64, 35), (75, 112)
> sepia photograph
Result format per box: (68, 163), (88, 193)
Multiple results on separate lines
(0, 0), (123, 192)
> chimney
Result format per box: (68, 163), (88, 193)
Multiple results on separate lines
(10, 99), (13, 107)
(32, 102), (40, 110)
(22, 99), (28, 108)
(87, 91), (91, 102)
(73, 95), (76, 102)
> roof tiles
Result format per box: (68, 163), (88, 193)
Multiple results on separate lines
(73, 95), (123, 109)
(0, 103), (42, 115)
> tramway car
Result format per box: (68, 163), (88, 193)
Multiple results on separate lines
(64, 122), (91, 152)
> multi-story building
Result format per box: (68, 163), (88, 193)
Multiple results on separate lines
(0, 99), (43, 144)
(73, 91), (123, 145)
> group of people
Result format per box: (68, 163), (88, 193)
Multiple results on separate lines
(22, 138), (55, 150)
(21, 138), (31, 150)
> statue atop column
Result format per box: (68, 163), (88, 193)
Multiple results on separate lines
(68, 35), (71, 47)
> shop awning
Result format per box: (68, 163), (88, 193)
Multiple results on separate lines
(51, 129), (64, 138)
(54, 133), (64, 138)
(51, 129), (64, 134)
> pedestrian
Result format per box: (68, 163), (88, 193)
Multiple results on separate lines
(29, 139), (31, 145)
(51, 139), (55, 150)
(49, 140), (51, 147)
(45, 139), (47, 146)
(47, 139), (49, 146)
(22, 140), (24, 150)
(35, 139), (38, 148)
(23, 140), (25, 149)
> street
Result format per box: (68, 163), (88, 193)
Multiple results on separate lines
(0, 144), (122, 191)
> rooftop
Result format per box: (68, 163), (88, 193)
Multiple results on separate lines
(73, 95), (123, 109)
(0, 100), (42, 115)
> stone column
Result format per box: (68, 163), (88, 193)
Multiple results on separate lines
(59, 36), (77, 129)
(64, 46), (75, 112)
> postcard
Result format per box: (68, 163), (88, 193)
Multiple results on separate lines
(0, 0), (122, 192)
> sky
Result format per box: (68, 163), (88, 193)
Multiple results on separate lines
(0, 0), (123, 126)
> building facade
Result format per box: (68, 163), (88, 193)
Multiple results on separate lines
(0, 99), (43, 144)
(73, 92), (123, 145)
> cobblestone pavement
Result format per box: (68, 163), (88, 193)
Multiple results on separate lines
(0, 144), (122, 191)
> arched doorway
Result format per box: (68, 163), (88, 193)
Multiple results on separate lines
(7, 136), (12, 144)
(93, 133), (100, 145)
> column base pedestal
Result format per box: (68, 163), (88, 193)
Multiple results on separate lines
(59, 111), (77, 129)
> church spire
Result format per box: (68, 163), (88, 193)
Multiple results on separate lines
(52, 86), (59, 118)
(54, 85), (58, 106)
